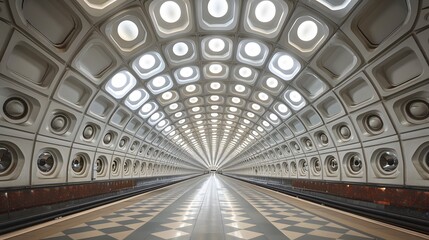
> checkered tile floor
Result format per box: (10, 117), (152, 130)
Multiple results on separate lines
(41, 175), (382, 240)
(232, 185), (378, 240)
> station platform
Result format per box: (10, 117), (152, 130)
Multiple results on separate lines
(2, 174), (427, 240)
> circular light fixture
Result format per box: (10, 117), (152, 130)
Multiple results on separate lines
(185, 84), (197, 92)
(209, 64), (223, 74)
(211, 105), (219, 110)
(129, 90), (142, 102)
(160, 1), (182, 23)
(289, 90), (302, 102)
(210, 95), (220, 101)
(278, 55), (294, 71)
(139, 54), (156, 70)
(173, 42), (189, 56)
(174, 112), (183, 118)
(192, 107), (200, 112)
(169, 103), (178, 110)
(269, 113), (278, 121)
(239, 67), (252, 78)
(255, 1), (276, 23)
(189, 97), (198, 103)
(252, 103), (261, 111)
(244, 42), (261, 57)
(231, 97), (241, 104)
(111, 72), (127, 88)
(208, 0), (229, 18)
(180, 67), (194, 78)
(117, 20), (139, 41)
(258, 92), (269, 101)
(161, 91), (173, 100)
(141, 103), (154, 113)
(151, 112), (161, 121)
(278, 103), (288, 113)
(297, 20), (318, 42)
(210, 82), (221, 90)
(208, 38), (225, 52)
(152, 76), (166, 88)
(247, 112), (255, 118)
(266, 77), (278, 88)
(235, 84), (246, 93)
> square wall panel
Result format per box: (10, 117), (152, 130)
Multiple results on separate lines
(310, 32), (362, 87)
(0, 78), (49, 134)
(341, 0), (418, 61)
(87, 91), (118, 122)
(335, 72), (379, 113)
(9, 0), (90, 61)
(31, 141), (69, 185)
(93, 152), (112, 180)
(67, 148), (96, 183)
(364, 141), (404, 185)
(72, 33), (121, 85)
(339, 148), (367, 183)
(102, 7), (153, 56)
(0, 135), (32, 188)
(365, 37), (429, 98)
(349, 102), (397, 143)
(402, 136), (429, 187)
(313, 92), (346, 123)
(38, 101), (83, 142)
(0, 21), (12, 57)
(0, 31), (64, 95)
(53, 70), (97, 112)
(384, 82), (429, 134)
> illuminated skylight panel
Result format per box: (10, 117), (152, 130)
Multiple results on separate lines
(174, 66), (200, 84)
(283, 89), (306, 111)
(105, 70), (136, 99)
(244, 0), (289, 38)
(273, 102), (292, 119)
(202, 36), (233, 60)
(204, 63), (229, 79)
(149, 0), (193, 38)
(139, 102), (158, 118)
(147, 75), (173, 94)
(117, 20), (139, 41)
(125, 88), (149, 110)
(288, 15), (328, 53)
(233, 65), (259, 84)
(132, 51), (165, 79)
(269, 51), (301, 81)
(236, 39), (269, 67)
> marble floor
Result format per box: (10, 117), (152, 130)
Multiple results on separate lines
(2, 174), (428, 240)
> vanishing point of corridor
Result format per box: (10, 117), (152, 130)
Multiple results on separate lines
(3, 175), (426, 240)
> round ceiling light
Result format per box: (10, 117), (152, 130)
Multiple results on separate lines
(266, 77), (278, 88)
(152, 76), (166, 87)
(185, 84), (196, 92)
(139, 54), (156, 70)
(244, 42), (261, 57)
(162, 91), (173, 100)
(180, 67), (194, 78)
(255, 1), (276, 23)
(208, 38), (226, 52)
(209, 64), (223, 74)
(278, 55), (294, 71)
(258, 92), (269, 101)
(235, 84), (246, 93)
(297, 20), (318, 42)
(210, 82), (221, 90)
(173, 42), (189, 56)
(141, 103), (154, 113)
(129, 90), (142, 102)
(289, 90), (302, 102)
(117, 20), (139, 41)
(252, 103), (261, 111)
(160, 1), (182, 23)
(208, 0), (229, 18)
(239, 67), (252, 78)
(111, 72), (127, 88)
(278, 103), (288, 113)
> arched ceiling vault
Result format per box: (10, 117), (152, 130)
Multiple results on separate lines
(0, 0), (428, 187)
